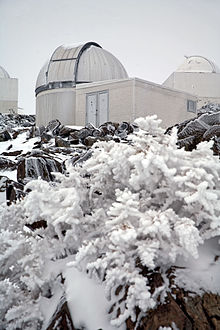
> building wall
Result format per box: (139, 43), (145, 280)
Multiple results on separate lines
(75, 79), (133, 125)
(134, 78), (196, 127)
(36, 78), (197, 128)
(76, 78), (196, 128)
(36, 88), (76, 126)
(0, 78), (18, 113)
(163, 72), (220, 107)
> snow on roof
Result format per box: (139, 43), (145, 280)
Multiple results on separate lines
(176, 55), (220, 73)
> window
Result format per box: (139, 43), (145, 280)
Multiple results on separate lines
(187, 100), (196, 113)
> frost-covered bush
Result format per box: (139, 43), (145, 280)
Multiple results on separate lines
(1, 115), (220, 328)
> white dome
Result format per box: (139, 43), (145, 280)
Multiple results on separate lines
(36, 42), (128, 93)
(176, 55), (220, 73)
(0, 65), (10, 78)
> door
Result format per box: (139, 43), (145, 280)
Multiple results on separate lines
(86, 93), (97, 126)
(98, 91), (108, 125)
(86, 90), (109, 127)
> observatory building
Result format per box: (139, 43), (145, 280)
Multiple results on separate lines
(36, 42), (197, 128)
(0, 66), (18, 114)
(163, 56), (220, 108)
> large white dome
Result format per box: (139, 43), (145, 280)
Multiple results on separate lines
(176, 55), (220, 73)
(35, 42), (128, 94)
(0, 65), (10, 79)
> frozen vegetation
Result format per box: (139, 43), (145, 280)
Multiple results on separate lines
(0, 112), (220, 329)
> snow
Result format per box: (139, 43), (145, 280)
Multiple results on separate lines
(40, 286), (64, 330)
(175, 237), (220, 294)
(64, 266), (126, 330)
(0, 131), (39, 157)
(1, 115), (220, 329)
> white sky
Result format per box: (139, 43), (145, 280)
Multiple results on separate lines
(0, 0), (220, 114)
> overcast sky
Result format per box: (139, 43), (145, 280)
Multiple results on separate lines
(0, 0), (220, 114)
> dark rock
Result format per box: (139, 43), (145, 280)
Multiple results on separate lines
(0, 129), (11, 141)
(1, 150), (22, 156)
(69, 138), (80, 145)
(6, 181), (25, 205)
(99, 122), (118, 136)
(46, 119), (61, 135)
(71, 150), (93, 166)
(0, 157), (16, 170)
(26, 220), (47, 231)
(78, 128), (91, 140)
(69, 131), (80, 140)
(0, 176), (8, 192)
(59, 126), (79, 138)
(17, 156), (63, 183)
(41, 132), (52, 144)
(85, 123), (96, 130)
(139, 293), (192, 330)
(55, 136), (70, 148)
(36, 125), (46, 137)
(84, 136), (99, 147)
(46, 296), (75, 330)
(203, 125), (220, 140)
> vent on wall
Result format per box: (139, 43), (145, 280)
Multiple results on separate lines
(187, 100), (196, 113)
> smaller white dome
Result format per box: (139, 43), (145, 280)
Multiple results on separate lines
(176, 56), (220, 73)
(0, 65), (10, 78)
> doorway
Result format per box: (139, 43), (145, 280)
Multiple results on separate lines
(86, 90), (109, 127)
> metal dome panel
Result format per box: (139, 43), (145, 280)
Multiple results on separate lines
(76, 46), (128, 82)
(35, 42), (128, 95)
(176, 55), (220, 73)
(0, 65), (10, 78)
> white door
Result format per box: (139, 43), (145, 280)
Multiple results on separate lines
(86, 93), (97, 126)
(98, 91), (108, 125)
(86, 90), (109, 127)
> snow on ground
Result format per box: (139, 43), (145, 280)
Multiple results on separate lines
(0, 131), (40, 157)
(64, 267), (126, 330)
(175, 237), (220, 294)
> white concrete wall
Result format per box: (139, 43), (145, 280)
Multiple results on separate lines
(36, 78), (197, 128)
(134, 78), (196, 127)
(76, 79), (133, 126)
(163, 72), (220, 107)
(0, 78), (18, 113)
(76, 78), (196, 128)
(36, 88), (76, 126)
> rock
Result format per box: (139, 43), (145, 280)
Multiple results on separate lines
(84, 136), (99, 147)
(0, 129), (11, 141)
(17, 155), (63, 183)
(99, 122), (118, 136)
(0, 176), (8, 198)
(55, 136), (70, 148)
(6, 181), (25, 205)
(78, 128), (91, 140)
(41, 132), (52, 143)
(26, 220), (47, 231)
(46, 296), (75, 330)
(203, 293), (220, 329)
(0, 157), (17, 170)
(203, 125), (220, 140)
(85, 123), (96, 130)
(69, 138), (80, 145)
(45, 119), (61, 135)
(138, 293), (192, 330)
(59, 126), (78, 138)
(1, 150), (22, 156)
(69, 131), (80, 140)
(71, 150), (93, 166)
(0, 113), (35, 130)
